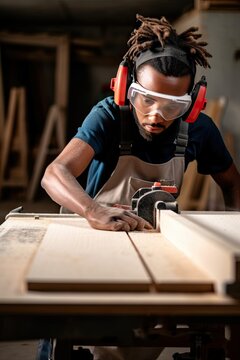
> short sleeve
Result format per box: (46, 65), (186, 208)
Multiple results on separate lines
(74, 97), (119, 155)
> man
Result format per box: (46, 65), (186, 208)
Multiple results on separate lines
(42, 14), (240, 230)
(40, 14), (240, 360)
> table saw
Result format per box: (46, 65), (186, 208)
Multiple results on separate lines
(0, 208), (240, 359)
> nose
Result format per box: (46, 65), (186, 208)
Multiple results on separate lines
(147, 111), (165, 124)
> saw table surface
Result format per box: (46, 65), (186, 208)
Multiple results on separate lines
(0, 210), (240, 315)
(1, 211), (240, 359)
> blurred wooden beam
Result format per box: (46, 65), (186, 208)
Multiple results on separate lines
(196, 0), (240, 10)
(0, 87), (28, 196)
(0, 51), (4, 147)
(0, 32), (70, 200)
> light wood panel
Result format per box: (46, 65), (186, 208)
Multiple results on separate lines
(26, 223), (151, 292)
(160, 211), (240, 294)
(129, 232), (214, 293)
(26, 220), (215, 294)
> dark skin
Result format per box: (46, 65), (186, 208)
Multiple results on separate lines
(41, 64), (240, 231)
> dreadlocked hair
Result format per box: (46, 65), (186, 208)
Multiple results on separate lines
(124, 14), (212, 71)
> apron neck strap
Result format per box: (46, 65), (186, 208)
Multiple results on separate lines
(119, 108), (189, 157)
(119, 105), (133, 155)
(174, 119), (189, 157)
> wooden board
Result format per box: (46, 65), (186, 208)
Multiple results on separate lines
(25, 212), (240, 294)
(160, 211), (240, 294)
(129, 232), (214, 293)
(26, 223), (151, 292)
(182, 212), (240, 245)
(26, 220), (214, 294)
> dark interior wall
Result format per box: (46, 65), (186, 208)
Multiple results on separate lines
(0, 32), (124, 145)
(0, 1), (196, 200)
(0, 28), (127, 198)
(67, 52), (118, 140)
(1, 44), (54, 146)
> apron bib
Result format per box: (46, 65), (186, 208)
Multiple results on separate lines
(94, 155), (185, 206)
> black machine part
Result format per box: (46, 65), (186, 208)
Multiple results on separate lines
(131, 188), (178, 228)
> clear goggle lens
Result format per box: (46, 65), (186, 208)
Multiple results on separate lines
(127, 82), (192, 121)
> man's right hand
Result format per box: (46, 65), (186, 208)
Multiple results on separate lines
(85, 203), (153, 232)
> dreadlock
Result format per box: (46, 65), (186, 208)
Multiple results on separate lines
(124, 14), (212, 71)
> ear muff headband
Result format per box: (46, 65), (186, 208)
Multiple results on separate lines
(184, 76), (207, 123)
(110, 60), (207, 124)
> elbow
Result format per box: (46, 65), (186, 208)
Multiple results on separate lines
(41, 163), (55, 192)
(221, 182), (240, 211)
(41, 170), (47, 191)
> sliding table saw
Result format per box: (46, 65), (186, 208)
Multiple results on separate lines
(0, 204), (240, 359)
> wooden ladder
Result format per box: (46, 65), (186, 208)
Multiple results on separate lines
(0, 87), (28, 197)
(26, 104), (65, 201)
(178, 97), (227, 211)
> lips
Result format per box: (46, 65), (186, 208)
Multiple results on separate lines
(144, 123), (166, 133)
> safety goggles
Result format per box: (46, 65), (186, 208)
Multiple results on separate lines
(127, 82), (192, 121)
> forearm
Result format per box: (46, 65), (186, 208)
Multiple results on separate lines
(212, 163), (240, 211)
(222, 183), (240, 211)
(41, 161), (153, 232)
(41, 162), (99, 217)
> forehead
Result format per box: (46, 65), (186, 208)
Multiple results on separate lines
(136, 64), (191, 96)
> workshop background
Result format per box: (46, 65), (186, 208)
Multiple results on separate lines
(0, 0), (240, 223)
(0, 1), (239, 360)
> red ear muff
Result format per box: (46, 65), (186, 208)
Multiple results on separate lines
(184, 76), (207, 123)
(110, 60), (130, 106)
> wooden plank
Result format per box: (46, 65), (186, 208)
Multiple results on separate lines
(160, 211), (240, 294)
(197, 0), (240, 11)
(0, 32), (68, 47)
(182, 212), (240, 245)
(26, 223), (151, 292)
(129, 232), (214, 293)
(0, 221), (46, 295)
(55, 37), (69, 109)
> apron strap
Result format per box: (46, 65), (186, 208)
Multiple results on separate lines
(119, 108), (189, 158)
(174, 119), (189, 157)
(119, 105), (133, 155)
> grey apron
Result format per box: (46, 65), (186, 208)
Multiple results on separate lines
(94, 119), (188, 206)
(94, 155), (185, 206)
(60, 120), (188, 213)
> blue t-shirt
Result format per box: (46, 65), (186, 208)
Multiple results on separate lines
(75, 96), (233, 198)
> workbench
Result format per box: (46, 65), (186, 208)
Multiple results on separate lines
(0, 210), (240, 359)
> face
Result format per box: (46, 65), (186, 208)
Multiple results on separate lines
(133, 64), (192, 140)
